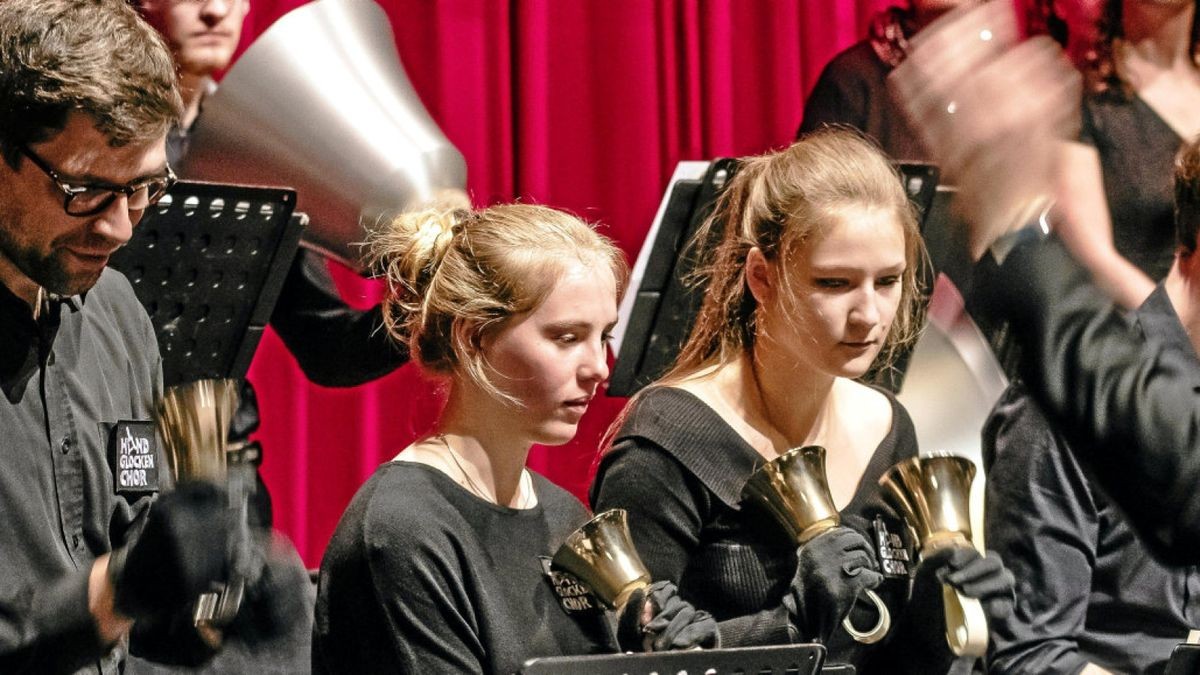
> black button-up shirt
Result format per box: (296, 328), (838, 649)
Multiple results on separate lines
(0, 269), (161, 674)
(985, 284), (1200, 674)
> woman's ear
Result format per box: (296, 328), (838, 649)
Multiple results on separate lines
(745, 246), (775, 306)
(451, 317), (484, 362)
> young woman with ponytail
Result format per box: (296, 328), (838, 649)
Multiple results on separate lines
(590, 128), (1015, 672)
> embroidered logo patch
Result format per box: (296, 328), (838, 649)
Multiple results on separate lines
(539, 557), (605, 616)
(109, 421), (159, 494)
(874, 515), (911, 577)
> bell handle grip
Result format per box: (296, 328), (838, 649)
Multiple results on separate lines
(842, 588), (891, 644)
(942, 583), (988, 658)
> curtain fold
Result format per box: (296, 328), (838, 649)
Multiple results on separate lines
(235, 0), (904, 566)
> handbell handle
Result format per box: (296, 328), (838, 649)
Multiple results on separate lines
(842, 588), (891, 644)
(942, 584), (988, 657)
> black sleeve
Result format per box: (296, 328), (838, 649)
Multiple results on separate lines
(590, 442), (794, 646)
(798, 52), (869, 138)
(269, 249), (409, 387)
(0, 569), (111, 674)
(590, 441), (706, 585)
(980, 236), (1200, 563)
(983, 386), (1096, 675)
(316, 520), (486, 674)
(369, 540), (486, 674)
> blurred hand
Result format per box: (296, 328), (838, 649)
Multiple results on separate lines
(889, 0), (1082, 260)
(783, 526), (885, 642)
(109, 480), (233, 620)
(617, 580), (719, 652)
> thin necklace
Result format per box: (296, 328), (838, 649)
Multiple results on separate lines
(437, 434), (532, 509)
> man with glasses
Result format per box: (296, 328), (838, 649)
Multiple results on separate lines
(0, 0), (241, 672)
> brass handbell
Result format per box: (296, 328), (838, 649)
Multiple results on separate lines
(743, 446), (891, 644)
(551, 509), (651, 611)
(879, 453), (987, 657)
(157, 378), (240, 483)
(156, 378), (244, 632)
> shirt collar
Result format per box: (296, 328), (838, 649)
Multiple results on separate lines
(613, 387), (766, 509)
(0, 278), (83, 371)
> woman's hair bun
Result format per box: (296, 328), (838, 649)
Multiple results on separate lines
(368, 207), (468, 301)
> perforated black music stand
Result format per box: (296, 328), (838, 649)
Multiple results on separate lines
(109, 180), (305, 387)
(520, 644), (825, 675)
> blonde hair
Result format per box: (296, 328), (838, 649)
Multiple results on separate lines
(667, 127), (925, 383)
(368, 203), (628, 402)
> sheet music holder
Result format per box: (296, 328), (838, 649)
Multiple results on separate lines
(520, 643), (825, 675)
(109, 180), (305, 387)
(1166, 643), (1200, 675)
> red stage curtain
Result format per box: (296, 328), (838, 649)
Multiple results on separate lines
(235, 0), (902, 567)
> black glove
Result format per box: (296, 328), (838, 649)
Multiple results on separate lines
(616, 580), (719, 652)
(129, 605), (222, 667)
(109, 480), (234, 619)
(925, 547), (1015, 621)
(224, 532), (313, 645)
(782, 526), (885, 642)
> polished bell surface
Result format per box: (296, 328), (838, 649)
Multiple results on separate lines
(179, 0), (467, 270)
(744, 445), (892, 644)
(157, 378), (241, 483)
(551, 509), (651, 610)
(879, 453), (986, 657)
(742, 446), (840, 544)
(879, 453), (976, 552)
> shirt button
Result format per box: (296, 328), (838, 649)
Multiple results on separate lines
(71, 534), (80, 549)
(59, 437), (71, 454)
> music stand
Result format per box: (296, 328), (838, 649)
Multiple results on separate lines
(1166, 643), (1200, 675)
(520, 644), (825, 675)
(109, 180), (305, 387)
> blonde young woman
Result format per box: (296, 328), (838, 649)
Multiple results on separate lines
(313, 204), (716, 675)
(591, 129), (1014, 672)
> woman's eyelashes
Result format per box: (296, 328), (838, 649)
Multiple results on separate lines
(812, 274), (903, 290)
(814, 277), (849, 290)
(547, 326), (616, 346)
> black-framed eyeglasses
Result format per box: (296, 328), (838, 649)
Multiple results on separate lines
(20, 145), (176, 217)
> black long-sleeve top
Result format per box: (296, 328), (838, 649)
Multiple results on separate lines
(985, 285), (1200, 674)
(313, 462), (615, 675)
(981, 235), (1200, 563)
(590, 387), (950, 672)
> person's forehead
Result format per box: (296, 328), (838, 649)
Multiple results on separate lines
(802, 207), (906, 259)
(33, 113), (168, 183)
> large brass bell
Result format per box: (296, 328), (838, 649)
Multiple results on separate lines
(550, 509), (651, 612)
(743, 446), (891, 644)
(879, 453), (988, 658)
(156, 378), (244, 632)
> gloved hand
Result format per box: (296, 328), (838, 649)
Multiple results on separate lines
(224, 531), (313, 644)
(782, 526), (885, 642)
(616, 580), (719, 652)
(129, 528), (308, 666)
(108, 480), (234, 620)
(923, 547), (1015, 621)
